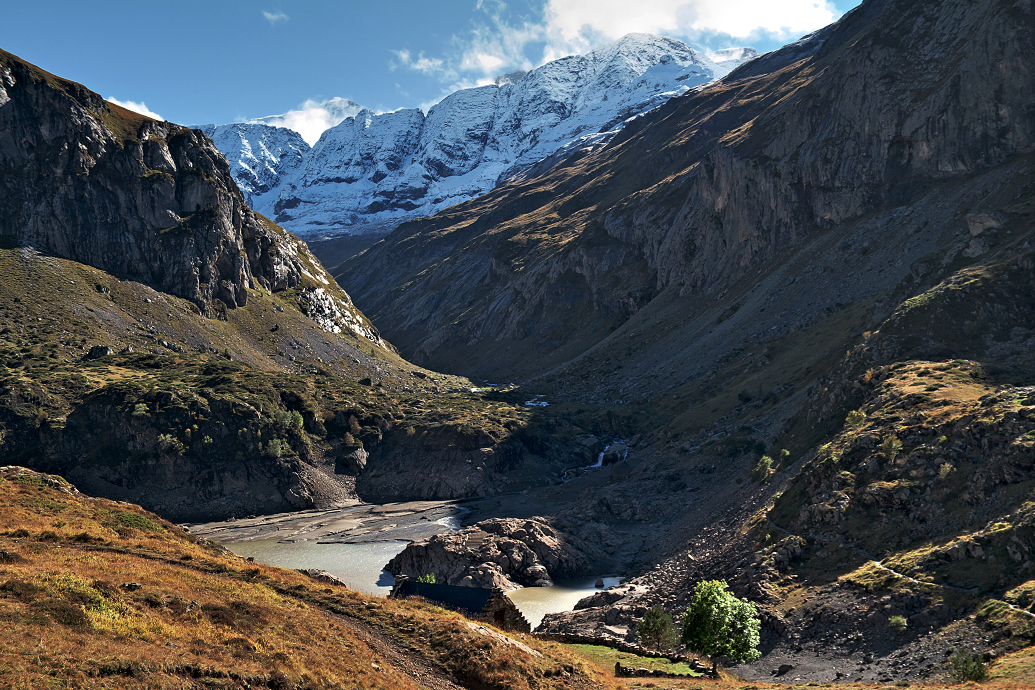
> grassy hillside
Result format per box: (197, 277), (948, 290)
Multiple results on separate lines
(0, 246), (574, 519)
(0, 466), (614, 690)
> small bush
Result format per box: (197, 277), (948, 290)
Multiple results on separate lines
(111, 511), (163, 532)
(416, 573), (436, 584)
(949, 650), (988, 682)
(131, 403), (150, 417)
(157, 433), (186, 455)
(265, 438), (294, 458)
(847, 409), (867, 428)
(751, 456), (774, 483)
(881, 435), (903, 462)
(889, 615), (908, 633)
(939, 462), (955, 479)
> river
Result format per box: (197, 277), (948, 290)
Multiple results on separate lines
(192, 503), (618, 627)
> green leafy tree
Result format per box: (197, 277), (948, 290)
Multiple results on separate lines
(636, 606), (678, 651)
(416, 573), (436, 584)
(681, 580), (761, 672)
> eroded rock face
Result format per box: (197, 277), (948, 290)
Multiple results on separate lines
(0, 49), (383, 344)
(386, 517), (592, 590)
(0, 51), (305, 314)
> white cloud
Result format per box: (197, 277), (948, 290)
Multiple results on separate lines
(249, 97), (365, 145)
(106, 97), (163, 121)
(543, 0), (838, 48)
(391, 0), (840, 90)
(263, 10), (288, 25)
(390, 49), (448, 76)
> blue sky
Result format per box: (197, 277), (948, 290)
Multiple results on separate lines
(2, 0), (860, 142)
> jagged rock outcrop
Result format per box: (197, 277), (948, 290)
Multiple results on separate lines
(206, 34), (753, 240)
(0, 49), (368, 341)
(337, 0), (1033, 380)
(386, 517), (592, 590)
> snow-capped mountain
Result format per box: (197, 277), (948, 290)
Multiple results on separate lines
(207, 34), (754, 240)
(196, 123), (310, 200)
(708, 47), (758, 74)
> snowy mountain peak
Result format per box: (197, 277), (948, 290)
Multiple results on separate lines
(196, 122), (309, 200)
(708, 47), (758, 63)
(208, 34), (754, 240)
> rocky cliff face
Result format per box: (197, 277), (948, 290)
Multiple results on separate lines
(337, 0), (1034, 381)
(0, 49), (575, 521)
(0, 50), (366, 333)
(206, 34), (752, 241)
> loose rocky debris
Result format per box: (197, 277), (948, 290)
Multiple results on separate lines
(466, 621), (542, 657)
(298, 569), (349, 588)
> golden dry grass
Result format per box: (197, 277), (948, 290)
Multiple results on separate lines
(0, 467), (605, 689)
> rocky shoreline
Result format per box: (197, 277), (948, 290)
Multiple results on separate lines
(184, 500), (462, 545)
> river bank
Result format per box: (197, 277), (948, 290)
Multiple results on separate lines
(185, 500), (463, 544)
(185, 502), (624, 625)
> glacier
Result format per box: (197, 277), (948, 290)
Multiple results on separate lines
(203, 34), (755, 241)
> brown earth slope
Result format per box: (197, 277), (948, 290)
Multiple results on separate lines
(0, 466), (608, 690)
(332, 0), (1035, 680)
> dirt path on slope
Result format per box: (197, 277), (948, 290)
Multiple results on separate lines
(324, 610), (469, 690)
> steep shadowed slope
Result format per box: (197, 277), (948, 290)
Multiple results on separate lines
(337, 0), (1033, 383)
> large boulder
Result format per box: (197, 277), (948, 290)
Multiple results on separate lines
(386, 517), (592, 590)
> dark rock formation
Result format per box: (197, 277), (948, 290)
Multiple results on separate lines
(0, 49), (346, 316)
(386, 517), (592, 590)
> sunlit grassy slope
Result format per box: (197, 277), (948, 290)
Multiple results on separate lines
(0, 466), (614, 690)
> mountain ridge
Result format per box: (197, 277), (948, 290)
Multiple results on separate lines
(203, 33), (754, 244)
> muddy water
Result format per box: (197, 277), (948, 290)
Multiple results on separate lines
(199, 504), (620, 626)
(508, 576), (622, 628)
(224, 539), (407, 595)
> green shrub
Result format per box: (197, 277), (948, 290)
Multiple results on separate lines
(881, 435), (903, 462)
(265, 439), (289, 458)
(416, 573), (436, 584)
(110, 511), (163, 532)
(159, 433), (186, 455)
(637, 606), (678, 651)
(949, 650), (988, 682)
(751, 456), (774, 483)
(889, 614), (908, 633)
(847, 409), (867, 428)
